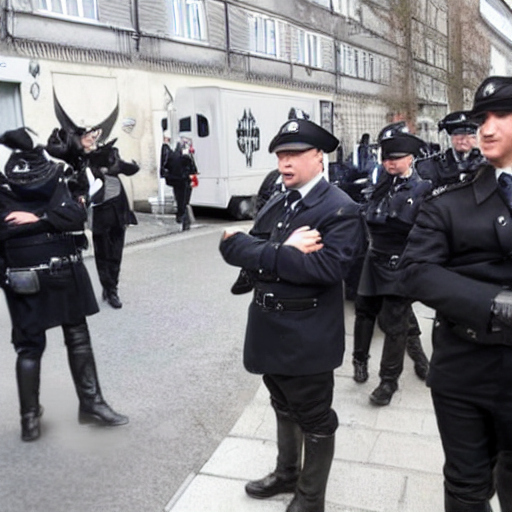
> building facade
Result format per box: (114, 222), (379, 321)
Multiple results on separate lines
(0, 0), (511, 211)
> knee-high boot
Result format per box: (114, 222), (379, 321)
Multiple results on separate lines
(352, 315), (375, 383)
(445, 491), (493, 512)
(495, 451), (512, 512)
(16, 355), (43, 441)
(63, 323), (128, 426)
(370, 332), (407, 406)
(286, 433), (335, 512)
(245, 412), (303, 498)
(406, 336), (429, 381)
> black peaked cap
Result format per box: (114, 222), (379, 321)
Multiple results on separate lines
(471, 76), (512, 115)
(438, 111), (477, 135)
(269, 119), (339, 153)
(380, 132), (425, 159)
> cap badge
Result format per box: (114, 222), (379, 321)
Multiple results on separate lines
(482, 83), (496, 98)
(283, 121), (299, 134)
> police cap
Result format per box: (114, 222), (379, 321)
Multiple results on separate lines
(471, 76), (512, 116)
(269, 119), (339, 153)
(378, 122), (425, 160)
(438, 111), (477, 135)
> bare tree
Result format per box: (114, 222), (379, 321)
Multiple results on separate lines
(447, 0), (490, 110)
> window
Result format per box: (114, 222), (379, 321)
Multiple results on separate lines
(333, 0), (358, 19)
(297, 29), (321, 67)
(339, 43), (389, 84)
(249, 14), (277, 57)
(197, 114), (209, 137)
(169, 0), (207, 42)
(37, 0), (97, 20)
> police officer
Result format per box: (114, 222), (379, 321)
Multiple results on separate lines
(400, 76), (512, 511)
(0, 128), (128, 442)
(220, 118), (365, 512)
(415, 110), (484, 188)
(352, 123), (432, 406)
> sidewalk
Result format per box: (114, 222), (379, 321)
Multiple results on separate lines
(163, 301), (500, 512)
(106, 213), (494, 512)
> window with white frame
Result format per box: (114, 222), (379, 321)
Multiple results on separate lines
(333, 0), (358, 19)
(249, 14), (277, 57)
(168, 0), (207, 42)
(37, 0), (97, 19)
(297, 29), (321, 68)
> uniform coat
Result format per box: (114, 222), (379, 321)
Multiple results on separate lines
(220, 178), (365, 376)
(400, 165), (512, 393)
(0, 174), (98, 334)
(358, 170), (432, 297)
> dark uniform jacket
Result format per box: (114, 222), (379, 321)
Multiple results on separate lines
(358, 170), (432, 296)
(220, 178), (365, 376)
(400, 165), (512, 393)
(415, 147), (484, 188)
(0, 173), (98, 334)
(91, 158), (139, 233)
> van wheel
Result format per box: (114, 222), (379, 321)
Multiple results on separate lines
(228, 196), (257, 220)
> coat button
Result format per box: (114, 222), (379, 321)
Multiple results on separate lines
(498, 216), (507, 226)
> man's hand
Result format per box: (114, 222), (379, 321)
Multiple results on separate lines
(4, 211), (40, 225)
(283, 226), (323, 253)
(491, 290), (512, 329)
(222, 227), (246, 240)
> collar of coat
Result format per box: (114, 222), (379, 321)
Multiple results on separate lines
(473, 164), (500, 205)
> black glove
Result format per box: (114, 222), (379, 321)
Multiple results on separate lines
(491, 290), (512, 329)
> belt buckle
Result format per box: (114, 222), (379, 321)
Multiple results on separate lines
(261, 292), (275, 309)
(49, 257), (63, 274)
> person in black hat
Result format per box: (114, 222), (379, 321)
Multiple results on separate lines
(416, 110), (484, 188)
(351, 122), (432, 406)
(220, 118), (365, 512)
(0, 127), (128, 442)
(400, 75), (512, 511)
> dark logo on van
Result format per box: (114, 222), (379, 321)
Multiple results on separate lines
(236, 109), (260, 167)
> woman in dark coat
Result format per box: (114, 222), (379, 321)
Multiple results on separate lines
(0, 128), (128, 442)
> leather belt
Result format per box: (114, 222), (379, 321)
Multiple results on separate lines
(8, 254), (82, 274)
(254, 290), (318, 312)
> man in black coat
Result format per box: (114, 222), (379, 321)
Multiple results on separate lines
(415, 110), (484, 188)
(352, 123), (432, 406)
(400, 76), (512, 511)
(220, 118), (365, 512)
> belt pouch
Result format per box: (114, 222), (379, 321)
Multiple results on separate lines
(6, 268), (41, 294)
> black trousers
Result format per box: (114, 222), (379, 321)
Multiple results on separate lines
(353, 294), (420, 380)
(92, 226), (126, 292)
(263, 372), (338, 436)
(432, 389), (512, 511)
(171, 181), (192, 221)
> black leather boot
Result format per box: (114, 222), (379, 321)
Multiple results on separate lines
(103, 288), (122, 309)
(370, 330), (407, 406)
(445, 492), (493, 512)
(286, 433), (335, 512)
(245, 412), (303, 499)
(352, 315), (375, 383)
(369, 380), (398, 406)
(352, 358), (369, 384)
(64, 323), (129, 426)
(16, 355), (43, 442)
(406, 336), (429, 381)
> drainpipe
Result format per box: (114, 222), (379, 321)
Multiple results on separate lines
(132, 0), (141, 51)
